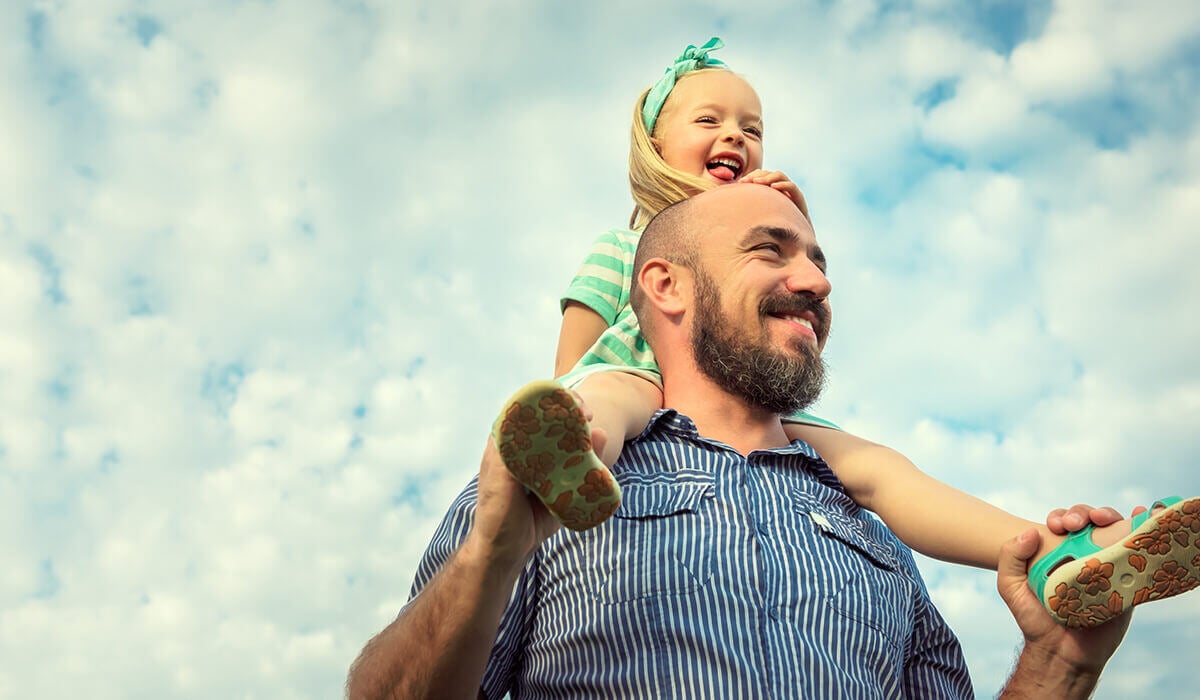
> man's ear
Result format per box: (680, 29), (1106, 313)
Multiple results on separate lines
(638, 258), (689, 317)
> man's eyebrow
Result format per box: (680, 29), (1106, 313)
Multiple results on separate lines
(741, 226), (800, 247)
(741, 226), (827, 269)
(811, 245), (827, 270)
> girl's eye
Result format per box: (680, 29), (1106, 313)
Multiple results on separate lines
(696, 116), (718, 124)
(744, 126), (763, 138)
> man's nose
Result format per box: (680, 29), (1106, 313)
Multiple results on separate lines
(785, 258), (831, 299)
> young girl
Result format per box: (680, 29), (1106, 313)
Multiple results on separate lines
(492, 38), (1200, 629)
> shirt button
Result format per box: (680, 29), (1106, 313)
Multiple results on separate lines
(809, 511), (832, 530)
(767, 606), (780, 621)
(756, 522), (769, 536)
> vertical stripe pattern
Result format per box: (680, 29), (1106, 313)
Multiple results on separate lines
(409, 411), (974, 699)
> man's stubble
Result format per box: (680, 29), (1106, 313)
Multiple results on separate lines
(690, 269), (828, 416)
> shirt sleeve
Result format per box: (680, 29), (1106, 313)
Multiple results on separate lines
(560, 229), (637, 325)
(896, 548), (975, 699)
(406, 477), (538, 700)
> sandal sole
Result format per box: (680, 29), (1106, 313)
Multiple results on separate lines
(492, 380), (621, 531)
(1042, 497), (1200, 628)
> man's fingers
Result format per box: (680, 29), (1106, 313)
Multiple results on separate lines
(569, 389), (593, 421)
(1064, 503), (1124, 528)
(997, 529), (1038, 590)
(1002, 528), (1040, 570)
(1046, 503), (1125, 533)
(1045, 507), (1068, 534)
(1088, 506), (1124, 527)
(591, 426), (608, 459)
(996, 529), (1041, 614)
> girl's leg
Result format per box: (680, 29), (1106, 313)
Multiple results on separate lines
(492, 372), (662, 531)
(573, 371), (663, 467)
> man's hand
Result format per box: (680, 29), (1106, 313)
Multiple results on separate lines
(471, 392), (607, 574)
(1044, 502), (1126, 535)
(996, 505), (1131, 698)
(469, 434), (562, 575)
(739, 169), (810, 223)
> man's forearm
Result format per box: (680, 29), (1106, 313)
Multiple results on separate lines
(345, 536), (524, 700)
(999, 642), (1102, 700)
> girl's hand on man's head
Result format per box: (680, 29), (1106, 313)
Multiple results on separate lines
(738, 169), (810, 223)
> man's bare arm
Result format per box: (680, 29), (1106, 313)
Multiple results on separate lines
(345, 437), (564, 700)
(345, 535), (524, 700)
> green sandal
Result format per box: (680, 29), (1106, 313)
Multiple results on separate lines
(491, 380), (621, 531)
(1029, 496), (1200, 628)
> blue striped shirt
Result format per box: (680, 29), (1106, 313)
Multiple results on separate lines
(411, 410), (973, 699)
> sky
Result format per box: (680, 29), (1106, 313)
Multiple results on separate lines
(2, 0), (1199, 697)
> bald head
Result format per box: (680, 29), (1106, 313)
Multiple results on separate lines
(631, 184), (814, 330)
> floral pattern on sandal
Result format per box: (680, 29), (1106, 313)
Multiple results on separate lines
(1031, 496), (1200, 628)
(492, 379), (621, 531)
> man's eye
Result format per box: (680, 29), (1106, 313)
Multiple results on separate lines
(756, 244), (782, 255)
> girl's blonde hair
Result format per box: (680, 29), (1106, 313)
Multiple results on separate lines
(627, 69), (727, 229)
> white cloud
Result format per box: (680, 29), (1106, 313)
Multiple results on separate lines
(1013, 0), (1200, 101)
(1011, 29), (1111, 99)
(2, 1), (1198, 697)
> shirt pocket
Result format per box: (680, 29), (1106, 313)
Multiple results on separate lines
(585, 471), (715, 603)
(791, 490), (915, 649)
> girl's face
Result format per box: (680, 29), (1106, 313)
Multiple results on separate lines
(652, 71), (764, 185)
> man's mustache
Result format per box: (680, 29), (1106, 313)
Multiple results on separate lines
(759, 293), (830, 339)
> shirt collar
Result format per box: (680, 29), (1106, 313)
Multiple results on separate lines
(635, 409), (825, 460)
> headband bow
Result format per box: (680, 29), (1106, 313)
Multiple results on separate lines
(641, 37), (728, 135)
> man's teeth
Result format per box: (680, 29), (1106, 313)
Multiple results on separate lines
(782, 315), (813, 330)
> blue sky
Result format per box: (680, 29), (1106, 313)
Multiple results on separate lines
(2, 1), (1199, 697)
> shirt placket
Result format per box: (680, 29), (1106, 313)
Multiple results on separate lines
(744, 450), (786, 699)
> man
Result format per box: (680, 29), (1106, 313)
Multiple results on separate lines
(347, 185), (1129, 698)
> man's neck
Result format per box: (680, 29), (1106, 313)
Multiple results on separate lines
(660, 371), (791, 456)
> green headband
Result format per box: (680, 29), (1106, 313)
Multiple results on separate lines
(641, 37), (728, 135)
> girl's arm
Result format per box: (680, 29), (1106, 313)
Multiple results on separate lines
(789, 424), (1042, 570)
(555, 301), (609, 377)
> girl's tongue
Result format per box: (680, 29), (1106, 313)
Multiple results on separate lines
(707, 163), (737, 181)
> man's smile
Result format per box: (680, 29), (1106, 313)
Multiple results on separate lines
(767, 313), (818, 341)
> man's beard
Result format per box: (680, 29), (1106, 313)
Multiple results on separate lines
(690, 270), (827, 415)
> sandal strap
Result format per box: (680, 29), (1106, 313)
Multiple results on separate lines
(1130, 496), (1183, 530)
(1028, 525), (1100, 601)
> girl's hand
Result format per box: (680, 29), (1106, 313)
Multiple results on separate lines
(739, 169), (810, 223)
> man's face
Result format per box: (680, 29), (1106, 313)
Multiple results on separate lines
(686, 185), (833, 413)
